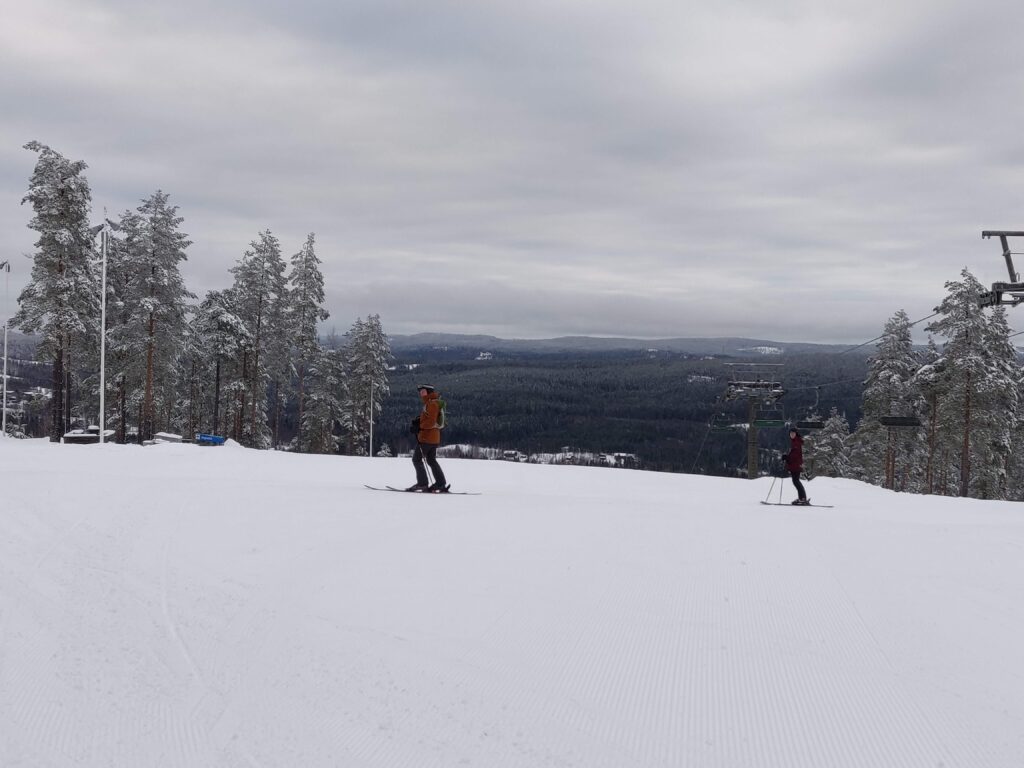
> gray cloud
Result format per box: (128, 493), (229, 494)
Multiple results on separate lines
(2, 0), (1023, 342)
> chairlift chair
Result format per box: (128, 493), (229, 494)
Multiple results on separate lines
(709, 412), (739, 434)
(795, 419), (825, 430)
(753, 404), (786, 428)
(878, 415), (922, 428)
(793, 387), (824, 430)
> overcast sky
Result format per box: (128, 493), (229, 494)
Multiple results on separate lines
(2, 0), (1023, 342)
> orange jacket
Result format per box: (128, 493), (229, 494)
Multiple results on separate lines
(417, 390), (442, 445)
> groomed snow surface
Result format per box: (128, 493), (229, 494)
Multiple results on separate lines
(1, 438), (1021, 768)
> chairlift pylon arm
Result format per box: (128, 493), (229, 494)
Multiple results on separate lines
(982, 230), (1024, 282)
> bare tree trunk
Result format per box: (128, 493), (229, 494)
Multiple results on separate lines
(50, 347), (64, 442)
(885, 428), (895, 490)
(296, 363), (306, 453)
(926, 392), (937, 494)
(250, 305), (262, 447)
(188, 359), (197, 439)
(143, 310), (155, 442)
(118, 376), (126, 444)
(960, 374), (972, 497)
(63, 346), (73, 435)
(272, 378), (281, 449)
(213, 358), (221, 435)
(240, 350), (249, 444)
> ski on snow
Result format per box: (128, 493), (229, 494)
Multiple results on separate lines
(364, 485), (482, 496)
(760, 501), (834, 508)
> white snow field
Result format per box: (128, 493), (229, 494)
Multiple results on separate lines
(1, 437), (1021, 768)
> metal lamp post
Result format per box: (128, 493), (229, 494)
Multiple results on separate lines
(99, 226), (108, 444)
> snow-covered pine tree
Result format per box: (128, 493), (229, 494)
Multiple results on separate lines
(971, 306), (1020, 499)
(848, 310), (922, 490)
(229, 231), (288, 448)
(103, 197), (193, 441)
(264, 276), (291, 449)
(88, 212), (143, 441)
(13, 142), (100, 440)
(302, 345), (347, 454)
(926, 270), (994, 497)
(342, 314), (391, 455)
(804, 407), (851, 478)
(1006, 365), (1024, 501)
(133, 192), (193, 440)
(911, 338), (946, 494)
(288, 233), (330, 453)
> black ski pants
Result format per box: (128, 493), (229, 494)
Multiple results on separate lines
(413, 443), (446, 487)
(790, 470), (807, 501)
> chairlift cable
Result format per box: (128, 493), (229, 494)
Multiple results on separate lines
(835, 311), (939, 356)
(690, 422), (713, 474)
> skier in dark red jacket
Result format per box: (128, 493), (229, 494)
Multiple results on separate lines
(783, 428), (809, 505)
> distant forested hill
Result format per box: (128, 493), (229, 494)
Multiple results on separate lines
(377, 345), (866, 476)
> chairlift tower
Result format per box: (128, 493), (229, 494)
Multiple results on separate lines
(980, 230), (1024, 307)
(722, 363), (785, 479)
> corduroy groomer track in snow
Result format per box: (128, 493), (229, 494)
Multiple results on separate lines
(1, 437), (1021, 767)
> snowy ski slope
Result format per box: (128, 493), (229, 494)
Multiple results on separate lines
(0, 437), (1021, 767)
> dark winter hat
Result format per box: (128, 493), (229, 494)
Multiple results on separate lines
(416, 384), (436, 393)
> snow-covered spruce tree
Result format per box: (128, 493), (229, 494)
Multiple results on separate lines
(804, 407), (851, 478)
(925, 269), (998, 497)
(191, 289), (251, 438)
(848, 310), (923, 490)
(288, 233), (330, 453)
(302, 345), (347, 454)
(229, 230), (288, 448)
(13, 142), (100, 440)
(341, 314), (391, 455)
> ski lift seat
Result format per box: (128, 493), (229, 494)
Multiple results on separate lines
(795, 420), (825, 430)
(709, 413), (738, 434)
(878, 416), (922, 428)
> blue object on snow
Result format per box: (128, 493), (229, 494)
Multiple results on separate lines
(195, 433), (227, 446)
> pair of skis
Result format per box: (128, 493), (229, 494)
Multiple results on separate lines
(760, 500), (833, 508)
(364, 485), (481, 496)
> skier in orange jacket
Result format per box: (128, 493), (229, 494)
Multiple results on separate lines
(407, 385), (448, 492)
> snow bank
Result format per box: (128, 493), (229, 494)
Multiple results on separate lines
(0, 438), (1021, 767)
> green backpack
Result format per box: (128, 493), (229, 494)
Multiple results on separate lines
(436, 397), (447, 429)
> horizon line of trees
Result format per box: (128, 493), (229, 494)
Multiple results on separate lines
(9, 140), (390, 452)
